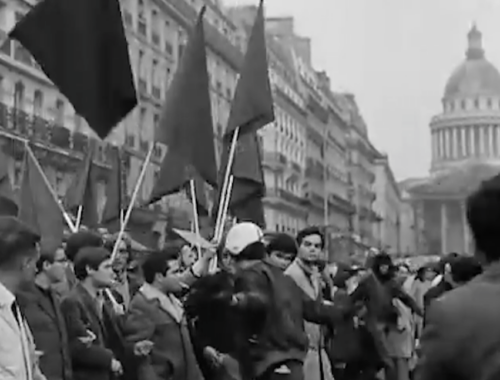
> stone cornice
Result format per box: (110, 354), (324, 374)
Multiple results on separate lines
(430, 113), (500, 129)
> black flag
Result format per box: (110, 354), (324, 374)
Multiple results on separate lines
(9, 0), (137, 139)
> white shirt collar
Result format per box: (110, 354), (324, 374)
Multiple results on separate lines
(0, 280), (15, 308)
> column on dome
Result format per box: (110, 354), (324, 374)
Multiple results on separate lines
(441, 129), (448, 159)
(438, 129), (443, 159)
(493, 125), (500, 157)
(451, 127), (456, 158)
(462, 126), (467, 157)
(470, 125), (479, 157)
(432, 131), (437, 161)
(446, 128), (451, 158)
(489, 125), (494, 157)
(479, 125), (485, 156)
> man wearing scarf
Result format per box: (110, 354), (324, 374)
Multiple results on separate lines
(124, 248), (203, 380)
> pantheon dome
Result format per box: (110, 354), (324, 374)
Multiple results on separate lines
(404, 25), (500, 256)
(430, 25), (500, 172)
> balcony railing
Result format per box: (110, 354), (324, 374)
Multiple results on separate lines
(262, 151), (287, 170)
(0, 102), (113, 170)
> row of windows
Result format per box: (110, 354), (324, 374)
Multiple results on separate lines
(444, 96), (500, 113)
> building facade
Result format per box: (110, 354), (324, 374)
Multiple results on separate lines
(336, 94), (379, 249)
(372, 155), (401, 254)
(406, 25), (500, 255)
(0, 0), (247, 245)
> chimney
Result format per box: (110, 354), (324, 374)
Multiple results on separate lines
(266, 17), (295, 37)
(316, 71), (330, 90)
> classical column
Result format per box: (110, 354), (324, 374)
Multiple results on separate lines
(441, 202), (448, 255)
(489, 125), (494, 157)
(461, 200), (471, 254)
(462, 126), (467, 157)
(479, 125), (485, 156)
(469, 127), (474, 156)
(430, 131), (435, 162)
(496, 125), (500, 157)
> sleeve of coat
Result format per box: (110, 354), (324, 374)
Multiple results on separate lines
(123, 300), (162, 380)
(60, 297), (114, 370)
(233, 268), (272, 313)
(295, 282), (352, 325)
(414, 298), (455, 380)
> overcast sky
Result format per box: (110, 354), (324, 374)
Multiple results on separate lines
(222, 0), (500, 180)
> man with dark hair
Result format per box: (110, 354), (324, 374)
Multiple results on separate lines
(206, 222), (345, 380)
(17, 247), (72, 380)
(423, 254), (482, 312)
(61, 247), (123, 380)
(64, 230), (103, 291)
(415, 176), (500, 380)
(0, 216), (46, 380)
(285, 226), (332, 380)
(266, 233), (298, 271)
(124, 249), (202, 380)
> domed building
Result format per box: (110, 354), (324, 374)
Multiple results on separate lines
(405, 25), (500, 255)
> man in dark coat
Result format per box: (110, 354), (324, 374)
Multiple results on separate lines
(61, 247), (124, 380)
(18, 247), (72, 380)
(197, 223), (349, 380)
(123, 248), (202, 380)
(415, 175), (500, 380)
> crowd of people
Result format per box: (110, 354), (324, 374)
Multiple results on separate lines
(1, 173), (500, 380)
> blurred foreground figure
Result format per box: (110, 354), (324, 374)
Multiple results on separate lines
(415, 174), (500, 380)
(0, 216), (46, 380)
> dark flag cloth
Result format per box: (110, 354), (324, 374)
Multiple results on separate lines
(184, 173), (210, 217)
(0, 149), (18, 216)
(223, 0), (274, 140)
(150, 151), (210, 216)
(64, 146), (99, 228)
(18, 145), (64, 252)
(213, 0), (273, 228)
(216, 133), (266, 228)
(149, 6), (217, 205)
(102, 146), (125, 224)
(9, 0), (137, 139)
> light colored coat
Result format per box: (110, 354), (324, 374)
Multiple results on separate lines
(0, 281), (46, 380)
(285, 260), (333, 380)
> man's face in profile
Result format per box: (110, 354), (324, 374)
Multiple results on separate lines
(20, 245), (40, 284)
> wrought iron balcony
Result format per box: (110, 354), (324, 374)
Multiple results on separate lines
(262, 151), (287, 170)
(0, 102), (113, 174)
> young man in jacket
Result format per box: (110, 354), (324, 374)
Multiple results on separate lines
(221, 222), (349, 380)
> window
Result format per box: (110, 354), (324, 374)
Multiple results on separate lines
(0, 76), (4, 102)
(139, 107), (146, 129)
(151, 10), (160, 45)
(74, 114), (83, 131)
(33, 90), (43, 116)
(14, 81), (25, 111)
(55, 99), (65, 125)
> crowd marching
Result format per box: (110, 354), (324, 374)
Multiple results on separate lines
(1, 0), (500, 379)
(1, 175), (500, 380)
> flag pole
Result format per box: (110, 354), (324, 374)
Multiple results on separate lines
(111, 145), (154, 262)
(189, 179), (201, 258)
(75, 205), (83, 230)
(209, 174), (234, 273)
(24, 142), (77, 232)
(217, 174), (234, 241)
(214, 127), (240, 241)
